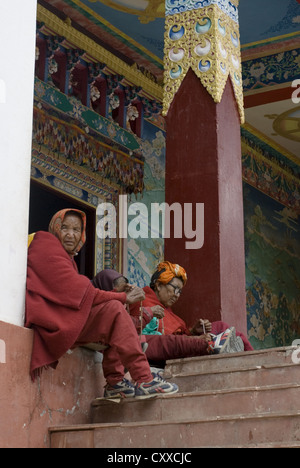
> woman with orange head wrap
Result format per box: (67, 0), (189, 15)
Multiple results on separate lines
(150, 261), (187, 289)
(48, 208), (86, 257)
(130, 261), (189, 336)
(129, 260), (253, 368)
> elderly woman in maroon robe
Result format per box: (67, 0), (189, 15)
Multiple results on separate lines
(25, 208), (178, 399)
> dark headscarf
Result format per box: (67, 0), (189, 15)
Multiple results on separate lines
(92, 269), (124, 291)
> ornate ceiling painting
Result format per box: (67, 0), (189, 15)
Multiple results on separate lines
(43, 0), (300, 164)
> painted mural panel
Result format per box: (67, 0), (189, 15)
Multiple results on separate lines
(244, 182), (300, 350)
(127, 119), (165, 287)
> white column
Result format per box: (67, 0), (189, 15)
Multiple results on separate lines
(0, 1), (37, 326)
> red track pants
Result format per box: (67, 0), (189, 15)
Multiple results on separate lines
(75, 300), (152, 385)
(102, 334), (209, 385)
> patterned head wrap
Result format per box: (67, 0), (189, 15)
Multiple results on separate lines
(48, 208), (87, 254)
(92, 269), (126, 291)
(150, 261), (187, 289)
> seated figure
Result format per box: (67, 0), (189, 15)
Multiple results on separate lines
(93, 263), (253, 383)
(130, 262), (253, 362)
(25, 209), (179, 399)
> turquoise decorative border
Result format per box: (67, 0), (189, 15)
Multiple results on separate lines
(165, 0), (239, 22)
(34, 78), (141, 153)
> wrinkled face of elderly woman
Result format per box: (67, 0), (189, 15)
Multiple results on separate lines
(59, 214), (83, 256)
(155, 277), (184, 308)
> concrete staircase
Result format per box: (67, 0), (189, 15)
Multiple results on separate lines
(49, 347), (300, 448)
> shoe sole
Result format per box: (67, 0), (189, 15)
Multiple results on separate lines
(235, 336), (245, 352)
(135, 387), (179, 400)
(215, 327), (233, 354)
(220, 328), (244, 354)
(104, 392), (135, 399)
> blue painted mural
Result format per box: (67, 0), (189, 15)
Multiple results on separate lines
(244, 183), (300, 349)
(127, 119), (166, 287)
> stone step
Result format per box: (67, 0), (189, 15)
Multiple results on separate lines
(50, 348), (300, 448)
(164, 346), (296, 378)
(165, 362), (300, 393)
(50, 410), (300, 448)
(91, 383), (300, 425)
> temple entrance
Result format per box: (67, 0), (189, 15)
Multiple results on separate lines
(28, 180), (96, 278)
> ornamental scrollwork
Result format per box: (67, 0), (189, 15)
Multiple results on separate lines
(163, 0), (244, 123)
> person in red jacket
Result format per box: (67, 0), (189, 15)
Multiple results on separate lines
(93, 264), (252, 383)
(25, 209), (178, 399)
(129, 262), (253, 362)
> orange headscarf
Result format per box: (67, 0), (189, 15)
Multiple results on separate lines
(48, 208), (87, 254)
(150, 261), (187, 289)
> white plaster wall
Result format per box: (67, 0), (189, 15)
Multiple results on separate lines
(0, 1), (37, 325)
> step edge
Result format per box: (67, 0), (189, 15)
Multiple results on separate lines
(165, 346), (296, 367)
(49, 409), (300, 433)
(91, 382), (300, 407)
(194, 442), (300, 448)
(168, 362), (300, 379)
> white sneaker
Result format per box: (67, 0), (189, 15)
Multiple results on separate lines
(135, 373), (179, 399)
(104, 378), (135, 399)
(212, 327), (244, 354)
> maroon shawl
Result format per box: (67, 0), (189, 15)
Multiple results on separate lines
(25, 231), (125, 379)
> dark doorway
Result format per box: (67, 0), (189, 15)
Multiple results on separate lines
(29, 180), (96, 278)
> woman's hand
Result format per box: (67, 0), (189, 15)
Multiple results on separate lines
(125, 287), (145, 304)
(151, 305), (165, 319)
(188, 333), (212, 343)
(190, 319), (212, 335)
(200, 333), (213, 343)
(123, 283), (135, 293)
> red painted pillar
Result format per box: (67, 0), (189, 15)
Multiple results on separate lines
(165, 68), (247, 334)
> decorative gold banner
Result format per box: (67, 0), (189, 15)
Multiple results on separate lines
(163, 0), (244, 123)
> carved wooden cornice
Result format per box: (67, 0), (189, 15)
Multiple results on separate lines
(37, 4), (163, 102)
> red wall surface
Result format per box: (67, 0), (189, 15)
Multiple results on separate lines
(0, 321), (105, 448)
(165, 69), (247, 335)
